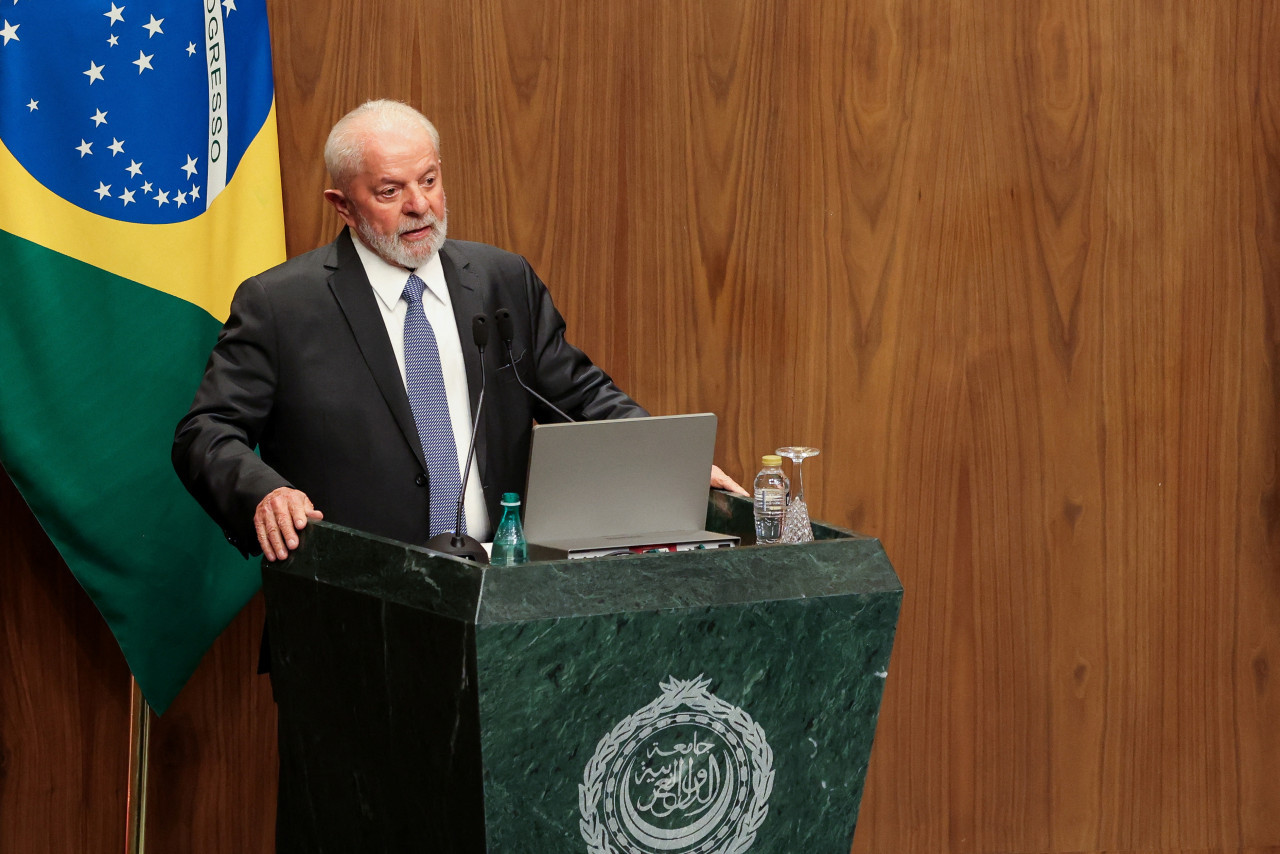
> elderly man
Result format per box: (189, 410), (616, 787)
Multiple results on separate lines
(174, 99), (742, 562)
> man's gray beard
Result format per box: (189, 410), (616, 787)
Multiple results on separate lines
(355, 210), (448, 269)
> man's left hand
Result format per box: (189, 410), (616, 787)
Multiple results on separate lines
(711, 464), (749, 497)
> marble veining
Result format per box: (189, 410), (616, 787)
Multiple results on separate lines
(263, 494), (902, 853)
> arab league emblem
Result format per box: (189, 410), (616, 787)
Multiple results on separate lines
(579, 676), (775, 854)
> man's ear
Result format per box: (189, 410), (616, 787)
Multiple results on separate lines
(323, 188), (356, 228)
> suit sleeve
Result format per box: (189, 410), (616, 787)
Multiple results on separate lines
(519, 259), (649, 422)
(172, 276), (292, 555)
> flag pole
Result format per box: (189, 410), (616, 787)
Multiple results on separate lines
(124, 676), (151, 854)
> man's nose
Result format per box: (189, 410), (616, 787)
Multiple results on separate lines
(402, 184), (427, 215)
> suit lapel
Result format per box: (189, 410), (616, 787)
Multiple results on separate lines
(440, 243), (489, 490)
(326, 229), (428, 473)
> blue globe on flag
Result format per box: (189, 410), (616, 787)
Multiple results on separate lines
(0, 0), (274, 225)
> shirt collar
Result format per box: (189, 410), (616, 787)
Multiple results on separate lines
(350, 233), (447, 310)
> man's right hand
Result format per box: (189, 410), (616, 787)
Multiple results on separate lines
(255, 487), (324, 561)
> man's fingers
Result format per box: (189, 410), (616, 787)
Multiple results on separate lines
(711, 464), (750, 497)
(303, 496), (324, 521)
(256, 509), (289, 562)
(254, 516), (274, 559)
(275, 501), (299, 549)
(255, 487), (318, 561)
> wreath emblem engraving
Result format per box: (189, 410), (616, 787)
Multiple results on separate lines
(579, 676), (774, 854)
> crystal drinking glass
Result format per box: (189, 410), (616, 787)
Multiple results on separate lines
(776, 446), (820, 544)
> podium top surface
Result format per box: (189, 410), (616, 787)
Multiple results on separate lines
(264, 492), (901, 626)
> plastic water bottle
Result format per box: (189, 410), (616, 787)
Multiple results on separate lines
(753, 455), (790, 544)
(490, 492), (529, 565)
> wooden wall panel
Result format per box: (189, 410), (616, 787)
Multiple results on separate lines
(265, 1), (1280, 851)
(2, 1), (1278, 853)
(0, 463), (277, 854)
(141, 598), (277, 854)
(0, 466), (130, 853)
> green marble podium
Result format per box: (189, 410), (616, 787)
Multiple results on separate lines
(262, 491), (901, 853)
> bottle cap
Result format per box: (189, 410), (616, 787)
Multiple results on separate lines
(761, 454), (782, 467)
(501, 492), (520, 505)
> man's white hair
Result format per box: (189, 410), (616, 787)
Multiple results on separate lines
(323, 99), (441, 190)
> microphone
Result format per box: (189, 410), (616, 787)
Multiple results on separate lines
(426, 312), (490, 563)
(494, 308), (576, 424)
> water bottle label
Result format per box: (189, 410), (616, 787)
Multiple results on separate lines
(753, 487), (787, 543)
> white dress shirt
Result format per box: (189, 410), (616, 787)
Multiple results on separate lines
(351, 237), (491, 540)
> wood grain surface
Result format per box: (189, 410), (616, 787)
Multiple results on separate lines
(0, 467), (278, 853)
(2, 1), (1278, 852)
(140, 595), (277, 854)
(0, 467), (131, 853)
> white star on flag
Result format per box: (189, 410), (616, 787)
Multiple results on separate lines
(222, 0), (236, 13)
(26, 99), (38, 111)
(133, 50), (153, 73)
(1, 19), (18, 44)
(91, 109), (108, 126)
(84, 60), (105, 84)
(95, 182), (112, 199)
(174, 190), (187, 207)
(126, 160), (142, 177)
(104, 3), (124, 25)
(181, 155), (199, 178)
(140, 180), (153, 194)
(119, 187), (135, 205)
(185, 42), (195, 56)
(76, 140), (94, 157)
(190, 185), (200, 200)
(108, 33), (119, 46)
(108, 138), (124, 156)
(143, 14), (163, 37)
(154, 189), (169, 206)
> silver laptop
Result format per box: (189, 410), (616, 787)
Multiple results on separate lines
(521, 413), (739, 559)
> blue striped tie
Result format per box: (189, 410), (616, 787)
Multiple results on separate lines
(402, 274), (464, 537)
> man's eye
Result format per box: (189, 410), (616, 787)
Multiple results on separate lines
(423, 176), (436, 187)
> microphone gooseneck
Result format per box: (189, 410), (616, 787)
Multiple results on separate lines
(425, 312), (490, 563)
(454, 313), (489, 536)
(493, 307), (576, 424)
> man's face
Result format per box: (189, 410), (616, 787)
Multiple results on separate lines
(325, 122), (447, 269)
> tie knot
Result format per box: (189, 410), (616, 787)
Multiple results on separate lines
(402, 273), (425, 305)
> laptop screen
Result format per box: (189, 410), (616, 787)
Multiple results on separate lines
(522, 413), (718, 544)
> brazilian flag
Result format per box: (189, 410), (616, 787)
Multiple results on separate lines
(0, 0), (284, 712)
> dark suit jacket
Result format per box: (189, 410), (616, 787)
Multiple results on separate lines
(173, 229), (646, 555)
